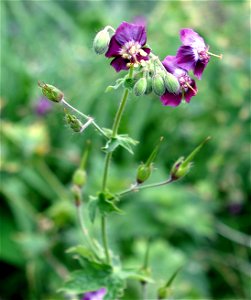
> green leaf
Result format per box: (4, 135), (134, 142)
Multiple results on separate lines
(105, 78), (124, 93)
(66, 245), (99, 263)
(101, 131), (139, 155)
(102, 137), (121, 153)
(119, 268), (154, 283)
(97, 192), (123, 216)
(116, 134), (139, 154)
(59, 260), (126, 299)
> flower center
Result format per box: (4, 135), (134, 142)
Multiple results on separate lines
(178, 73), (197, 94)
(198, 50), (210, 63)
(179, 74), (192, 91)
(119, 40), (147, 63)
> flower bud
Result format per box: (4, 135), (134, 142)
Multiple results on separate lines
(158, 287), (172, 300)
(171, 157), (191, 180)
(38, 81), (64, 103)
(164, 72), (180, 94)
(152, 74), (165, 96)
(93, 28), (110, 55)
(171, 137), (211, 180)
(133, 77), (147, 96)
(136, 137), (163, 184)
(65, 114), (83, 133)
(145, 75), (152, 95)
(136, 163), (152, 184)
(72, 169), (87, 187)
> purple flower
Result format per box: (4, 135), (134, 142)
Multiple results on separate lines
(176, 28), (211, 80)
(82, 288), (107, 300)
(35, 96), (52, 116)
(161, 56), (198, 107)
(105, 21), (151, 72)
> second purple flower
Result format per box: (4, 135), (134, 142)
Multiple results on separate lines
(161, 56), (197, 107)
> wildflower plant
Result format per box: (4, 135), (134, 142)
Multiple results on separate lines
(38, 21), (222, 299)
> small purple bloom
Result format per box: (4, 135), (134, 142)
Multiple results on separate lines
(161, 56), (198, 107)
(82, 288), (107, 300)
(35, 96), (52, 116)
(105, 21), (150, 72)
(176, 28), (210, 80)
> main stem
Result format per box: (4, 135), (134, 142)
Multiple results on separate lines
(101, 66), (134, 264)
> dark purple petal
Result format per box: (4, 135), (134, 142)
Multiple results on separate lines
(193, 60), (209, 79)
(160, 91), (182, 107)
(162, 56), (179, 74)
(180, 28), (205, 48)
(176, 45), (197, 71)
(105, 36), (121, 57)
(184, 80), (197, 103)
(115, 22), (146, 46)
(111, 56), (129, 72)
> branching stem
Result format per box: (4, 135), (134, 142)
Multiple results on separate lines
(61, 99), (107, 137)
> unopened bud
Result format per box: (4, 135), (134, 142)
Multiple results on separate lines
(152, 74), (165, 96)
(145, 76), (152, 95)
(38, 82), (64, 103)
(171, 137), (211, 180)
(171, 157), (191, 180)
(72, 169), (87, 187)
(136, 163), (152, 184)
(93, 28), (110, 55)
(164, 72), (180, 94)
(65, 114), (83, 132)
(158, 287), (172, 300)
(134, 77), (147, 96)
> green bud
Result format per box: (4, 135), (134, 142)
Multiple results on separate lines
(136, 137), (163, 183)
(171, 137), (211, 180)
(136, 163), (152, 184)
(157, 266), (182, 299)
(38, 81), (64, 103)
(93, 28), (110, 55)
(133, 77), (147, 96)
(72, 169), (87, 187)
(152, 74), (165, 96)
(158, 287), (172, 299)
(164, 72), (180, 94)
(171, 157), (191, 180)
(65, 114), (83, 133)
(145, 75), (152, 95)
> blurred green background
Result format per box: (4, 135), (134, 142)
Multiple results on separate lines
(1, 0), (250, 299)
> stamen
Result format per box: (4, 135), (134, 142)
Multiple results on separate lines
(186, 82), (197, 94)
(139, 49), (147, 57)
(207, 51), (223, 59)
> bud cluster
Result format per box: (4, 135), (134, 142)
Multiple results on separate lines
(130, 59), (180, 98)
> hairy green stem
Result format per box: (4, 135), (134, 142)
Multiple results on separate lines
(118, 177), (174, 197)
(76, 202), (98, 255)
(101, 66), (134, 264)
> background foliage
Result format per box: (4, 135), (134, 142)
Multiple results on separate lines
(1, 0), (250, 299)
